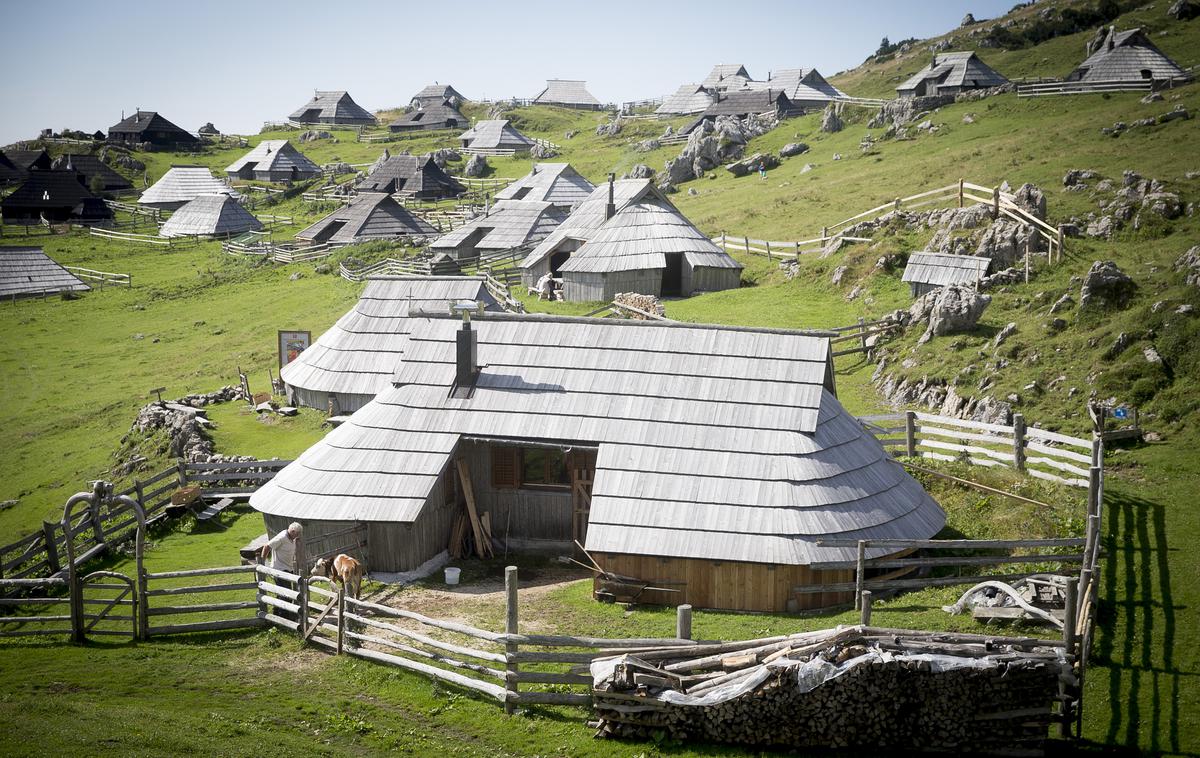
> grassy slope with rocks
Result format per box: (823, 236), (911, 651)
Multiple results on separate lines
(2, 1), (1199, 752)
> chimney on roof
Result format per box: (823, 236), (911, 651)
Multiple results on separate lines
(605, 173), (616, 220)
(453, 304), (483, 395)
(1107, 26), (1115, 50)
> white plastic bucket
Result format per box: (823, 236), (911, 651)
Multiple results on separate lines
(444, 566), (461, 585)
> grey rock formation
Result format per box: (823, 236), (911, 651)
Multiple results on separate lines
(725, 152), (780, 177)
(623, 163), (655, 180)
(530, 143), (558, 159)
(820, 105), (844, 133)
(779, 142), (809, 158)
(910, 284), (991, 343)
(1174, 245), (1200, 287)
(1169, 0), (1200, 19)
(464, 153), (488, 177)
(1013, 183), (1047, 220)
(635, 139), (661, 152)
(429, 148), (462, 168)
(298, 130), (333, 143)
(1080, 261), (1136, 310)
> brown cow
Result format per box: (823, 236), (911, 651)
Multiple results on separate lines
(312, 554), (365, 599)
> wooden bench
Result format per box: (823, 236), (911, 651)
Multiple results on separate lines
(196, 498), (235, 522)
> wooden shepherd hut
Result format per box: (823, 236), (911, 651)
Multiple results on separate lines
(250, 312), (947, 612)
(138, 166), (239, 211)
(896, 52), (1008, 98)
(681, 89), (797, 135)
(532, 79), (602, 110)
(492, 163), (595, 210)
(225, 140), (321, 182)
(107, 111), (199, 148)
(428, 200), (568, 262)
(389, 100), (469, 133)
(459, 120), (536, 154)
(701, 64), (754, 92)
(901, 252), (991, 297)
(411, 84), (467, 108)
(280, 276), (501, 414)
(556, 181), (742, 301)
(0, 247), (91, 299)
(50, 154), (133, 192)
(518, 177), (666, 288)
(295, 192), (438, 244)
(655, 84), (715, 115)
(289, 91), (376, 126)
(752, 68), (848, 110)
(158, 194), (263, 238)
(1066, 27), (1192, 85)
(1, 171), (112, 224)
(6, 149), (53, 178)
(355, 154), (465, 199)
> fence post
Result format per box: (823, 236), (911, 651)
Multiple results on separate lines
(958, 178), (964, 208)
(859, 590), (872, 625)
(765, 240), (772, 261)
(854, 540), (866, 611)
(336, 588), (345, 655)
(743, 235), (750, 256)
(1024, 225), (1033, 283)
(821, 226), (828, 242)
(676, 604), (693, 640)
(1060, 579), (1079, 738)
(504, 565), (519, 715)
(70, 568), (84, 644)
(176, 459), (188, 488)
(905, 411), (917, 457)
(42, 521), (60, 574)
(893, 198), (900, 212)
(254, 555), (267, 622)
(992, 187), (1000, 219)
(858, 317), (867, 353)
(88, 494), (105, 546)
(295, 530), (308, 640)
(1012, 414), (1027, 472)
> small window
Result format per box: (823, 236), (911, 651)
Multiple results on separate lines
(521, 449), (570, 488)
(491, 447), (520, 489)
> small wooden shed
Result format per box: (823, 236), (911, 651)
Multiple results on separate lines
(459, 120), (536, 153)
(158, 194), (263, 238)
(901, 252), (991, 297)
(389, 100), (469, 133)
(355, 155), (465, 200)
(1066, 27), (1192, 85)
(532, 79), (602, 110)
(225, 140), (321, 183)
(1, 171), (112, 224)
(280, 276), (501, 413)
(251, 313), (946, 612)
(138, 166), (239, 211)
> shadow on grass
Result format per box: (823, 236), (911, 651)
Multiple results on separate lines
(1097, 487), (1189, 756)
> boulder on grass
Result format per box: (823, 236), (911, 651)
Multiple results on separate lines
(913, 285), (992, 344)
(1080, 260), (1136, 310)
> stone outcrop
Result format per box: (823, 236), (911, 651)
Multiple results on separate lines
(623, 164), (655, 180)
(298, 130), (333, 143)
(530, 143), (558, 159)
(1080, 260), (1136, 310)
(779, 142), (809, 158)
(464, 154), (488, 177)
(725, 152), (780, 177)
(910, 284), (991, 344)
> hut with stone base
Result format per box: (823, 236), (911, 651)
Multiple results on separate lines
(901, 252), (991, 297)
(279, 276), (501, 414)
(896, 52), (1008, 98)
(250, 312), (946, 612)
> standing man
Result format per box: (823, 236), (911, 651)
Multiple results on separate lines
(261, 522), (302, 617)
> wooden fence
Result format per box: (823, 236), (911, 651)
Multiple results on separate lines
(140, 564), (264, 639)
(1016, 78), (1154, 97)
(712, 231), (872, 260)
(0, 460), (288, 587)
(63, 266), (132, 288)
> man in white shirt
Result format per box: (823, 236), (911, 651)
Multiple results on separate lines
(261, 522), (302, 618)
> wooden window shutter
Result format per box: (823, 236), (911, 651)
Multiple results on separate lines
(491, 447), (519, 489)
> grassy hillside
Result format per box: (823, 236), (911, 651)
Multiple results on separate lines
(2, 1), (1200, 753)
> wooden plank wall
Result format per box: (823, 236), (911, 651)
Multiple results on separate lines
(460, 443), (574, 550)
(595, 553), (855, 612)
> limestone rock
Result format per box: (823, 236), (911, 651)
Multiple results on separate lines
(635, 139), (661, 153)
(725, 152), (780, 177)
(912, 284), (991, 343)
(1049, 293), (1075, 314)
(820, 105), (844, 133)
(1169, 0), (1200, 19)
(298, 130), (333, 143)
(779, 142), (809, 158)
(1080, 261), (1136, 310)
(1012, 183), (1047, 220)
(1174, 245), (1200, 287)
(623, 163), (655, 180)
(530, 143), (558, 159)
(464, 154), (488, 178)
(993, 322), (1017, 348)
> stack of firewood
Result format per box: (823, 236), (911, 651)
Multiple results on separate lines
(447, 509), (493, 559)
(591, 626), (1066, 753)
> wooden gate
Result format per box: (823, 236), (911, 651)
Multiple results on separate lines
(569, 451), (596, 550)
(78, 570), (138, 641)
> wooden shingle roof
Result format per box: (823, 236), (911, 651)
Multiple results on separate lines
(1068, 27), (1191, 83)
(288, 91), (376, 123)
(354, 155), (465, 198)
(901, 252), (991, 287)
(412, 84), (466, 104)
(295, 192), (439, 243)
(52, 154), (133, 191)
(533, 79), (601, 107)
(280, 276), (500, 399)
(158, 194), (263, 238)
(139, 166), (238, 207)
(459, 119), (536, 150)
(388, 100), (469, 130)
(0, 247), (90, 298)
(2, 171), (102, 211)
(701, 64), (753, 89)
(0, 151), (24, 184)
(107, 111), (198, 142)
(520, 178), (654, 270)
(251, 312), (945, 566)
(492, 163), (595, 209)
(429, 200), (568, 252)
(897, 51), (1008, 94)
(225, 140), (320, 177)
(655, 84), (714, 115)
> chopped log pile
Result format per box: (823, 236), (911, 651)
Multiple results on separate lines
(591, 625), (1068, 753)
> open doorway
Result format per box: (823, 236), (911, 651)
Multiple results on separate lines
(661, 253), (683, 296)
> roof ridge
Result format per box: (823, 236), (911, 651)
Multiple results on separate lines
(408, 309), (836, 338)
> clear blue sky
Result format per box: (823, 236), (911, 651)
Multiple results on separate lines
(0, 0), (1016, 145)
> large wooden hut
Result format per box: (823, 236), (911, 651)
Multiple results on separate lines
(139, 166), (239, 211)
(158, 194), (263, 238)
(355, 154), (465, 199)
(555, 182), (742, 301)
(655, 84), (714, 115)
(389, 100), (469, 133)
(107, 111), (199, 148)
(289, 91), (376, 126)
(901, 252), (991, 297)
(225, 140), (321, 183)
(752, 68), (847, 110)
(0, 151), (26, 185)
(428, 200), (568, 262)
(50, 154), (132, 193)
(459, 120), (536, 153)
(492, 163), (594, 210)
(1066, 27), (1191, 85)
(0, 247), (91, 299)
(6, 149), (52, 176)
(532, 79), (602, 110)
(294, 192), (439, 244)
(250, 312), (946, 612)
(280, 276), (501, 413)
(411, 84), (467, 109)
(896, 52), (1008, 98)
(681, 89), (797, 135)
(519, 177), (664, 288)
(1, 171), (112, 224)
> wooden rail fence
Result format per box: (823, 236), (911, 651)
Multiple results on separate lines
(63, 266), (132, 288)
(1016, 78), (1154, 97)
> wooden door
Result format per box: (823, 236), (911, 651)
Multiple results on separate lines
(569, 451), (597, 551)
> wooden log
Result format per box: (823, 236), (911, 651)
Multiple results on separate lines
(860, 590), (872, 625)
(904, 411), (917, 457)
(676, 604), (692, 641)
(149, 618), (265, 636)
(261, 611), (300, 631)
(505, 565), (519, 714)
(510, 691), (592, 706)
(793, 570), (1075, 594)
(344, 643), (509, 702)
(343, 611), (506, 663)
(42, 522), (60, 575)
(143, 581), (258, 596)
(855, 540), (866, 611)
(145, 600), (260, 616)
(146, 565), (254, 579)
(345, 596), (504, 642)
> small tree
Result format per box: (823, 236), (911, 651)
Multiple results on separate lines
(89, 175), (105, 195)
